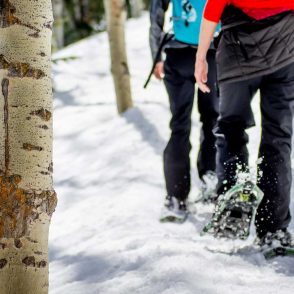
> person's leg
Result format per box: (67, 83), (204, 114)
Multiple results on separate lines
(216, 77), (260, 195)
(163, 48), (196, 201)
(255, 62), (294, 237)
(197, 49), (219, 179)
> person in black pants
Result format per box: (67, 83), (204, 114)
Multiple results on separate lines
(163, 48), (218, 202)
(215, 63), (294, 237)
(196, 5), (294, 245)
(149, 0), (219, 221)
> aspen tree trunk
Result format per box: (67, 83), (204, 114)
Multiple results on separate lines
(103, 0), (133, 113)
(0, 1), (57, 293)
(52, 0), (64, 51)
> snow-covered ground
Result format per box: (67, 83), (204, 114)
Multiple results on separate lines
(49, 14), (294, 294)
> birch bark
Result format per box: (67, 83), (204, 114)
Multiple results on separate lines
(0, 1), (57, 293)
(104, 0), (133, 113)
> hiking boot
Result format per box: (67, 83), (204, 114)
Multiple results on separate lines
(160, 196), (188, 223)
(255, 229), (293, 248)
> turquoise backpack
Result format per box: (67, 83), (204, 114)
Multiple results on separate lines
(172, 0), (207, 45)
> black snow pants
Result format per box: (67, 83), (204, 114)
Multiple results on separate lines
(163, 47), (219, 201)
(216, 62), (294, 236)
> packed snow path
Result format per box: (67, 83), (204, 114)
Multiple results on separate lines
(49, 14), (294, 294)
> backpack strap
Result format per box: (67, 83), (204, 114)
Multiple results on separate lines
(144, 33), (174, 89)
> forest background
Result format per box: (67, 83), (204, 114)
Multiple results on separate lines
(53, 0), (150, 50)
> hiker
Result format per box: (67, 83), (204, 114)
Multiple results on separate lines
(195, 1), (294, 245)
(149, 0), (219, 222)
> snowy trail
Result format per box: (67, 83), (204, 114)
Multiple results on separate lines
(49, 14), (294, 294)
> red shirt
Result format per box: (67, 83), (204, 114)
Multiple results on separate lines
(204, 0), (294, 23)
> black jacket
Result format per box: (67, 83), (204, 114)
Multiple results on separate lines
(217, 7), (294, 84)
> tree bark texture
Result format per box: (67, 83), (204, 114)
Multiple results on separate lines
(103, 0), (133, 113)
(0, 1), (57, 293)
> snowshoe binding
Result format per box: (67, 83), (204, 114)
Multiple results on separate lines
(160, 196), (188, 224)
(203, 180), (264, 240)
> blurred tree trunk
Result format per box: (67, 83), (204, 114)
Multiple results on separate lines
(127, 0), (144, 18)
(73, 0), (81, 22)
(142, 0), (150, 9)
(53, 0), (64, 50)
(103, 0), (133, 113)
(72, 0), (92, 38)
(73, 0), (90, 28)
(79, 0), (89, 23)
(0, 0), (57, 293)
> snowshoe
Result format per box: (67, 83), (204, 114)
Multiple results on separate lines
(203, 181), (264, 240)
(205, 230), (294, 259)
(160, 196), (188, 224)
(255, 229), (294, 260)
(196, 171), (218, 203)
(204, 243), (261, 256)
(263, 247), (294, 259)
